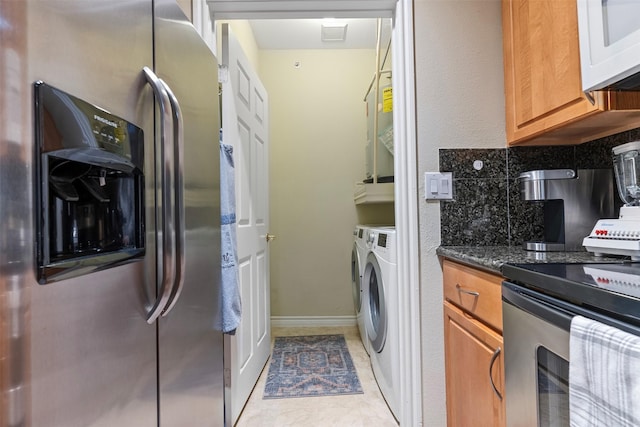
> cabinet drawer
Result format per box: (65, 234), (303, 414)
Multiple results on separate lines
(443, 259), (503, 332)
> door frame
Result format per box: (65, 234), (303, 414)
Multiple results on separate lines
(200, 1), (421, 425)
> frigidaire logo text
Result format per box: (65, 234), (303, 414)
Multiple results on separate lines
(94, 114), (118, 129)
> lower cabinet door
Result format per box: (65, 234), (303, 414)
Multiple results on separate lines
(444, 301), (505, 427)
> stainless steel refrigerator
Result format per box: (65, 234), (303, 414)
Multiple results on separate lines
(0, 1), (224, 426)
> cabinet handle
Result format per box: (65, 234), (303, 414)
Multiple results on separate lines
(456, 283), (480, 297)
(489, 346), (503, 401)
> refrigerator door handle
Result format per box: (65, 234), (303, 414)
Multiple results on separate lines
(143, 66), (177, 324)
(159, 78), (186, 317)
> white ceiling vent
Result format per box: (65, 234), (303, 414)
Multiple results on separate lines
(321, 23), (348, 42)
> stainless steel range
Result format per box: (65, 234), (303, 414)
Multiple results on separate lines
(502, 262), (640, 427)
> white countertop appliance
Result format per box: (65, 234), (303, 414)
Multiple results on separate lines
(584, 141), (640, 260)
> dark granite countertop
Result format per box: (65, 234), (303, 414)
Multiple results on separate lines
(436, 245), (626, 275)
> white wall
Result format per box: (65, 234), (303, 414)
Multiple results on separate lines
(258, 48), (376, 317)
(414, 0), (506, 424)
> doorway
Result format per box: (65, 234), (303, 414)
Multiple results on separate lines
(195, 1), (420, 425)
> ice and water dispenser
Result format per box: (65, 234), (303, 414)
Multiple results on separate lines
(35, 82), (145, 283)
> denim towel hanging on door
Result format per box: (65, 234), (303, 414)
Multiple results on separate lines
(215, 137), (241, 334)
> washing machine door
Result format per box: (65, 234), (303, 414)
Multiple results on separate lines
(351, 245), (362, 312)
(364, 253), (386, 353)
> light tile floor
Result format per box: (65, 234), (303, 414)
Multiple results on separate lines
(235, 326), (399, 427)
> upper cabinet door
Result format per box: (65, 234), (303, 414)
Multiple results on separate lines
(502, 0), (640, 146)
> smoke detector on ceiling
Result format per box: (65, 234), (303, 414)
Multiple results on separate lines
(321, 23), (348, 42)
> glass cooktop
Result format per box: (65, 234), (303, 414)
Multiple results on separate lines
(502, 262), (640, 325)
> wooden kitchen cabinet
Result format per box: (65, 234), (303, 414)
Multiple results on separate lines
(442, 259), (505, 427)
(502, 0), (640, 146)
(442, 259), (503, 332)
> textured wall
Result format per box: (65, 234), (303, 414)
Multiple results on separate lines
(259, 49), (376, 317)
(413, 0), (506, 424)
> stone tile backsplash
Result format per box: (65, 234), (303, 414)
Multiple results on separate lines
(440, 149), (509, 246)
(439, 127), (640, 247)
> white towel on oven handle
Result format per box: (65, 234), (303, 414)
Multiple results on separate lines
(569, 315), (640, 427)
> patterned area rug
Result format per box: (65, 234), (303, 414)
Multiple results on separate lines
(263, 334), (363, 399)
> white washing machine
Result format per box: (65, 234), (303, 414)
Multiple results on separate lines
(363, 226), (399, 420)
(352, 225), (370, 355)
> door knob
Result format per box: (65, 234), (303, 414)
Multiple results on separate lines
(266, 233), (276, 242)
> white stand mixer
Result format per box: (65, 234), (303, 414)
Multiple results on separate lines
(583, 141), (640, 260)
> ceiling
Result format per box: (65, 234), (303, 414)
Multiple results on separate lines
(248, 18), (392, 50)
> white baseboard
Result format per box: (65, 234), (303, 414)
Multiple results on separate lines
(270, 315), (357, 328)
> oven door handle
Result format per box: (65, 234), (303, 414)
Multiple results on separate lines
(502, 282), (574, 332)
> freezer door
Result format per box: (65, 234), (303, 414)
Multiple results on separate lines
(1, 1), (158, 426)
(153, 2), (224, 426)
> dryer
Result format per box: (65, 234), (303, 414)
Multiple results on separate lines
(363, 226), (399, 420)
(352, 225), (370, 354)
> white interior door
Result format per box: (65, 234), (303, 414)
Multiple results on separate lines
(220, 23), (271, 425)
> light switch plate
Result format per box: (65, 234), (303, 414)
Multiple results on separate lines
(424, 172), (453, 200)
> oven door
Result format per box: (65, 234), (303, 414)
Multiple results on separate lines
(502, 282), (571, 427)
